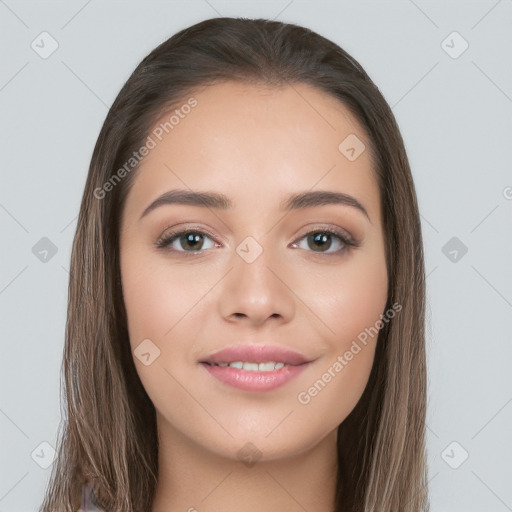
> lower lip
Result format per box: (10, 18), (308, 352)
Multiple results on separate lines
(201, 363), (309, 392)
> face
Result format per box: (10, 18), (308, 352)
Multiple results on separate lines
(119, 81), (388, 462)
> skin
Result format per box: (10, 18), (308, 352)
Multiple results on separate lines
(119, 81), (388, 512)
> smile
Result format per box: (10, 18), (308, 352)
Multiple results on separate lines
(200, 362), (309, 392)
(204, 361), (287, 371)
(199, 344), (313, 392)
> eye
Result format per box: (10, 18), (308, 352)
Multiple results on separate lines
(155, 226), (359, 257)
(156, 229), (217, 253)
(291, 228), (358, 255)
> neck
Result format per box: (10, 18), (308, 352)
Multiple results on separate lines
(151, 415), (338, 512)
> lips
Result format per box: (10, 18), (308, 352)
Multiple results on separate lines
(199, 345), (313, 392)
(200, 345), (311, 366)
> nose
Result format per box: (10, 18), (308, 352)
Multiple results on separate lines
(218, 241), (295, 328)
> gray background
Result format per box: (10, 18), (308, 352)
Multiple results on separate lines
(1, 1), (511, 510)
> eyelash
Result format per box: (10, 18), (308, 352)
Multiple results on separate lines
(155, 226), (360, 257)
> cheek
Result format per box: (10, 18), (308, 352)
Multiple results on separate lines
(120, 252), (211, 413)
(315, 248), (388, 350)
(120, 250), (212, 346)
(296, 247), (388, 416)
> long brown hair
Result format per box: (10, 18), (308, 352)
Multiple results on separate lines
(40, 17), (428, 512)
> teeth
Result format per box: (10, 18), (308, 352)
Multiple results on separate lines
(258, 362), (275, 371)
(211, 361), (287, 371)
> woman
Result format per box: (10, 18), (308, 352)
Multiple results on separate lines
(40, 16), (428, 512)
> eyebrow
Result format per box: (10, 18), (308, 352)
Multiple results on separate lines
(139, 189), (370, 221)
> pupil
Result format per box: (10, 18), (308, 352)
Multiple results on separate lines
(182, 232), (202, 250)
(309, 232), (331, 252)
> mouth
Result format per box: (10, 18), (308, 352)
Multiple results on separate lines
(200, 344), (311, 366)
(202, 361), (289, 371)
(199, 345), (313, 392)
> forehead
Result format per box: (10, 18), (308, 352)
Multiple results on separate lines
(123, 81), (380, 221)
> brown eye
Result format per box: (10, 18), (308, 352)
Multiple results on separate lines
(156, 230), (216, 252)
(292, 229), (357, 255)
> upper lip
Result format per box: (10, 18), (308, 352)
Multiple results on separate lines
(200, 345), (311, 366)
